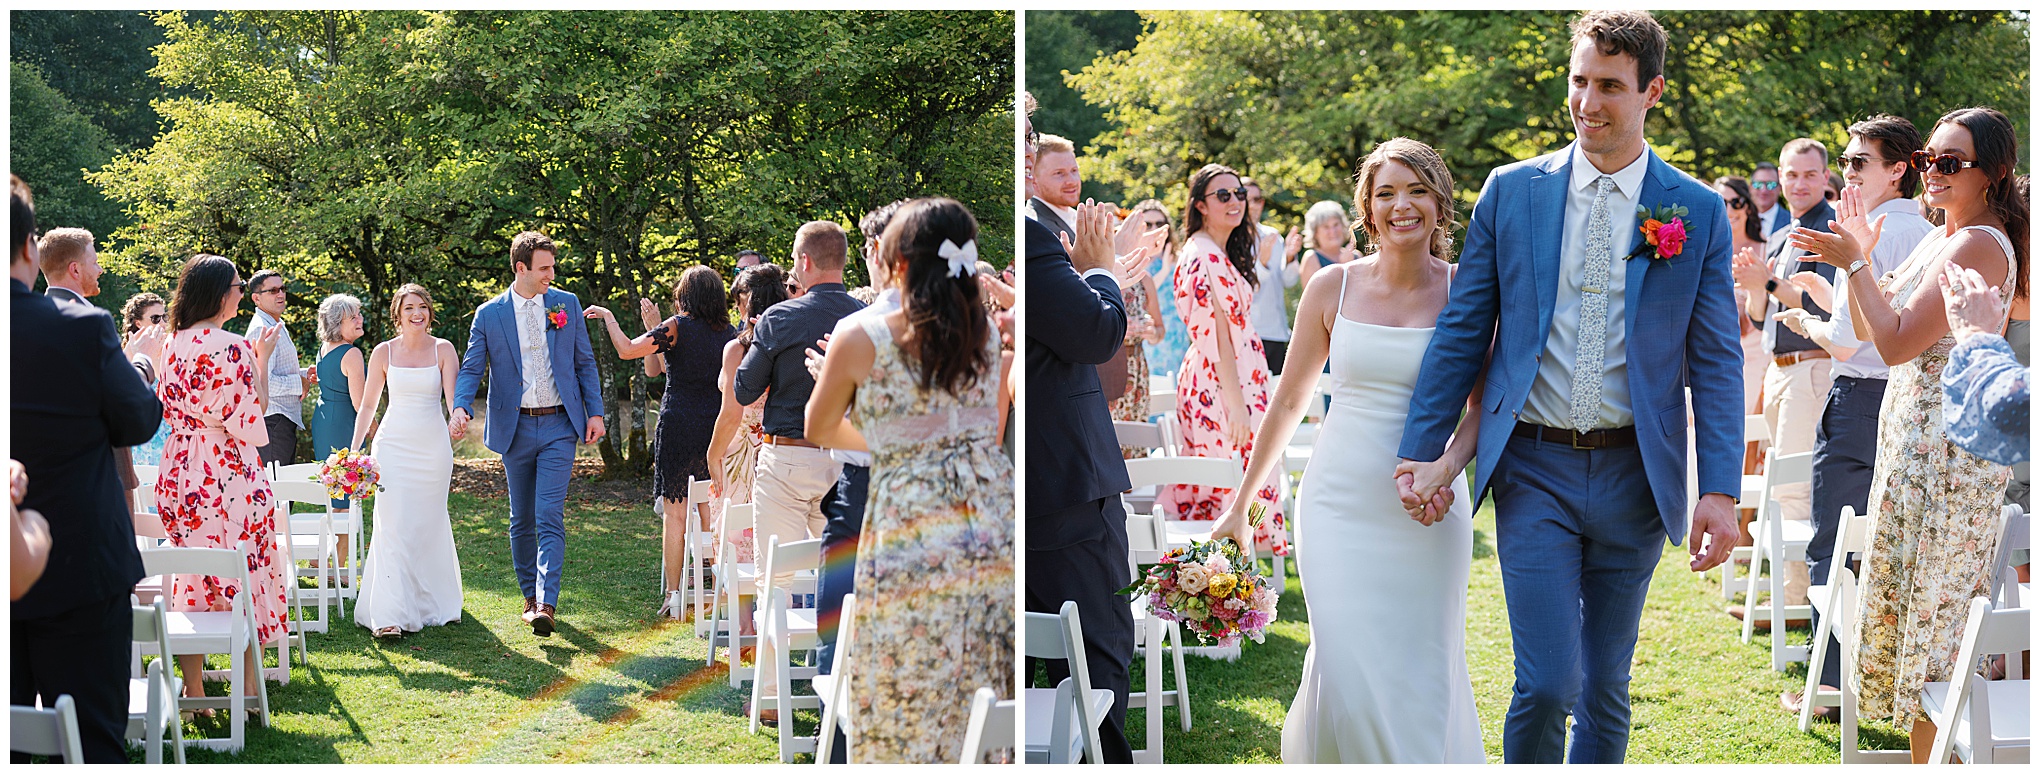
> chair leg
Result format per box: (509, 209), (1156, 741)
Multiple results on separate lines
(1144, 616), (1163, 763)
(1799, 613), (1832, 732)
(1169, 621), (1191, 731)
(1740, 532), (1763, 643)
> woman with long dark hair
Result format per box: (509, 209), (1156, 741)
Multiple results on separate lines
(1790, 105), (2025, 761)
(587, 265), (737, 612)
(1715, 176), (1770, 415)
(1165, 163), (1287, 556)
(154, 254), (289, 710)
(806, 197), (1012, 763)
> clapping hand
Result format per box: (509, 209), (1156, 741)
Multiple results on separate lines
(1065, 200), (1119, 274)
(1284, 227), (1303, 263)
(637, 298), (662, 330)
(250, 323), (280, 361)
(804, 333), (832, 381)
(1940, 261), (2006, 343)
(1831, 184), (1886, 261)
(126, 322), (168, 365)
(582, 305), (614, 322)
(1788, 271), (1836, 310)
(1730, 245), (1771, 291)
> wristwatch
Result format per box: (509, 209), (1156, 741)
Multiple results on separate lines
(1765, 278), (1778, 294)
(1845, 259), (1870, 277)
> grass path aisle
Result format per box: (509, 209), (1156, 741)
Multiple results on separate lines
(168, 492), (798, 764)
(1131, 500), (1913, 763)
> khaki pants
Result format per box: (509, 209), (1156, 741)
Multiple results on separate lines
(1761, 357), (1832, 607)
(750, 443), (839, 700)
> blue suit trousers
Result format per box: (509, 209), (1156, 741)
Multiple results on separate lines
(504, 412), (577, 606)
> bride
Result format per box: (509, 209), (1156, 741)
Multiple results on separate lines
(349, 283), (465, 638)
(1211, 138), (1484, 763)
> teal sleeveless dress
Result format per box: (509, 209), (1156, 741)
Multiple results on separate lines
(310, 343), (359, 508)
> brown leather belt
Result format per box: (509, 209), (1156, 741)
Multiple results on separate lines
(768, 435), (818, 448)
(519, 405), (565, 416)
(1773, 350), (1831, 368)
(1514, 422), (1637, 450)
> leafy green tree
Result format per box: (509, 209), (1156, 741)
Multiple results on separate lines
(10, 10), (171, 152)
(1068, 11), (2027, 241)
(86, 10), (1013, 476)
(1026, 10), (1141, 202)
(10, 62), (125, 272)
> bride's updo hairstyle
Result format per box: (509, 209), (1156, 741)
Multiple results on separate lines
(1936, 106), (2028, 302)
(1351, 137), (1457, 260)
(1183, 163), (1260, 290)
(389, 283), (433, 327)
(883, 197), (992, 396)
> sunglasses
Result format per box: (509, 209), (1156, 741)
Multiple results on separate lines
(1205, 187), (1249, 204)
(1911, 150), (1981, 175)
(1723, 196), (1746, 209)
(1840, 154), (1892, 173)
(1750, 180), (1780, 191)
(146, 313), (166, 324)
(1143, 218), (1170, 230)
(252, 285), (286, 296)
(1824, 189), (1838, 201)
(1024, 128), (1040, 148)
(229, 280), (248, 291)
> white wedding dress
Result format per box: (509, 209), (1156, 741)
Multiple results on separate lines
(1281, 266), (1483, 763)
(354, 364), (464, 632)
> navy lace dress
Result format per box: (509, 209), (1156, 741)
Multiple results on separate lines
(648, 314), (735, 502)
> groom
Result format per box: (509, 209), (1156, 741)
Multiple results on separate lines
(1398, 11), (1741, 763)
(453, 230), (606, 637)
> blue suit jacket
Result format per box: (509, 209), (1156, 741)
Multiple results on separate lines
(1398, 145), (1744, 543)
(453, 287), (605, 454)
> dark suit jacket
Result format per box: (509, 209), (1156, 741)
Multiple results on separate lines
(1028, 198), (1130, 401)
(10, 279), (160, 618)
(1024, 217), (1133, 524)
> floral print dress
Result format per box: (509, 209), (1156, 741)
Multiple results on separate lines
(1113, 279), (1154, 459)
(845, 315), (1013, 763)
(1164, 235), (1288, 556)
(712, 392), (765, 564)
(154, 327), (290, 646)
(1853, 225), (2017, 727)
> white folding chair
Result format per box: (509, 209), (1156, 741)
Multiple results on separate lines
(11, 694), (84, 763)
(1723, 413), (1772, 599)
(1113, 420), (1166, 457)
(1124, 456), (1283, 590)
(960, 686), (1018, 764)
(1741, 449), (1814, 671)
(814, 592), (857, 764)
(271, 478), (337, 644)
(1834, 563), (1910, 763)
(139, 544), (272, 752)
(705, 503), (760, 687)
(1147, 373), (1176, 420)
(1923, 597), (2030, 764)
(1022, 600), (1113, 764)
(749, 536), (824, 761)
(1123, 510), (1192, 763)
(1799, 506), (1870, 731)
(272, 461), (360, 608)
(1991, 504), (2027, 611)
(673, 477), (720, 624)
(127, 597), (187, 764)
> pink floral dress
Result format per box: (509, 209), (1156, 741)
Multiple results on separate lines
(154, 327), (290, 646)
(1164, 235), (1288, 556)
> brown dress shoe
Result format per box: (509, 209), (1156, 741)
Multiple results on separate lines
(532, 603), (556, 637)
(521, 597), (539, 624)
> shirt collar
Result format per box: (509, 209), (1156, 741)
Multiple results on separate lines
(1570, 142), (1652, 199)
(511, 286), (545, 305)
(254, 307), (282, 327)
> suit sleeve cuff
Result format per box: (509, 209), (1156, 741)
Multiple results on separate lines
(1079, 268), (1116, 284)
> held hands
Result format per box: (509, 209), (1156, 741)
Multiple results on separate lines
(1688, 493), (1740, 572)
(1940, 262), (2006, 343)
(448, 407), (470, 440)
(1393, 459), (1458, 525)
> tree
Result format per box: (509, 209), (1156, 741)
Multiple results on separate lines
(10, 62), (124, 272)
(10, 10), (172, 152)
(1068, 11), (2028, 239)
(88, 10), (1014, 476)
(1025, 10), (1141, 202)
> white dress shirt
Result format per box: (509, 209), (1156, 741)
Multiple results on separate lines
(1523, 143), (1648, 430)
(1828, 197), (1935, 379)
(246, 308), (304, 426)
(826, 288), (902, 468)
(511, 288), (563, 408)
(1757, 203), (1785, 237)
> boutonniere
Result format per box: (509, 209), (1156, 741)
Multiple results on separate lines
(547, 304), (568, 330)
(1628, 203), (1690, 260)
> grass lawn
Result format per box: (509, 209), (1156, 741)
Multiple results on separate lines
(1130, 499), (1913, 763)
(151, 489), (808, 764)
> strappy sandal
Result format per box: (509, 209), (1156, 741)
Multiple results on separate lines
(374, 626), (403, 640)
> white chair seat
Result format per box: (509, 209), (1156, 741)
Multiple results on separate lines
(160, 610), (241, 651)
(1021, 686), (1115, 763)
(1922, 680), (2031, 759)
(1740, 473), (1765, 504)
(1777, 518), (1814, 546)
(1162, 520), (1213, 549)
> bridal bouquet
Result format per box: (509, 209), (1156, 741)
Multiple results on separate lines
(315, 448), (382, 501)
(1121, 504), (1279, 647)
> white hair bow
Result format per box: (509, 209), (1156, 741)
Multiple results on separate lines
(938, 239), (979, 278)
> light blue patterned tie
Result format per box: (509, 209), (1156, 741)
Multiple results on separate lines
(1570, 176), (1616, 434)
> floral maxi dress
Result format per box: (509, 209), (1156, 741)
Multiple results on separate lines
(154, 327), (291, 646)
(1163, 238), (1288, 555)
(845, 315), (1014, 763)
(1113, 279), (1154, 459)
(1853, 225), (2018, 727)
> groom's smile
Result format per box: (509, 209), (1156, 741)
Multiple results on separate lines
(1566, 38), (1664, 173)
